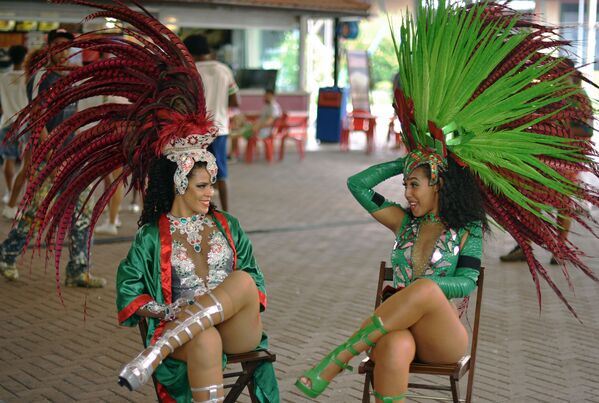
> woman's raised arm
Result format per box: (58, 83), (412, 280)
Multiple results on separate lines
(347, 159), (407, 233)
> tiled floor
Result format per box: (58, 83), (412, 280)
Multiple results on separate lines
(1, 143), (598, 402)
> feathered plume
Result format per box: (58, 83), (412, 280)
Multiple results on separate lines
(391, 0), (599, 318)
(7, 0), (213, 292)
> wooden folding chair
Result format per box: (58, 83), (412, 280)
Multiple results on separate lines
(137, 318), (276, 403)
(358, 262), (484, 403)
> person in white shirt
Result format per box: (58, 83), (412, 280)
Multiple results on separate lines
(0, 45), (28, 204)
(183, 34), (239, 212)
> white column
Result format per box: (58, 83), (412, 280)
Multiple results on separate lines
(245, 29), (262, 68)
(298, 16), (308, 92)
(578, 0), (585, 65)
(586, 0), (597, 74)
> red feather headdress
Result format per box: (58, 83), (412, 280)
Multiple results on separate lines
(7, 0), (215, 291)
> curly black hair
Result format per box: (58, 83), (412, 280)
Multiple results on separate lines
(138, 157), (215, 227)
(420, 158), (488, 231)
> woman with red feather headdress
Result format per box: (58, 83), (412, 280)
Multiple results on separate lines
(6, 1), (279, 402)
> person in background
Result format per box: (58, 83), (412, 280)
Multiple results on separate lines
(183, 33), (239, 212)
(251, 89), (282, 140)
(229, 89), (282, 160)
(499, 58), (594, 265)
(0, 29), (106, 287)
(0, 45), (28, 205)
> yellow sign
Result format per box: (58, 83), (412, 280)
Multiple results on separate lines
(0, 20), (15, 32)
(15, 21), (39, 31)
(38, 21), (60, 32)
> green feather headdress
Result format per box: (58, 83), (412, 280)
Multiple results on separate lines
(391, 0), (599, 317)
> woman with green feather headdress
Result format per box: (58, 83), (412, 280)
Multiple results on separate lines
(296, 1), (599, 401)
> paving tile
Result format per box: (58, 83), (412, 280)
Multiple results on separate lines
(0, 147), (598, 402)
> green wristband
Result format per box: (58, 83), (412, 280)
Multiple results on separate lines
(347, 159), (405, 213)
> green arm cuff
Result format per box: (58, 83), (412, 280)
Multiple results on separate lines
(347, 159), (405, 213)
(418, 221), (483, 299)
(420, 268), (479, 299)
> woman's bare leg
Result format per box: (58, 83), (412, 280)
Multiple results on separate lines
(370, 330), (416, 401)
(300, 279), (468, 388)
(3, 159), (15, 194)
(171, 327), (225, 402)
(108, 168), (124, 225)
(154, 271), (258, 357)
(216, 270), (263, 354)
(8, 149), (30, 208)
(119, 271), (262, 390)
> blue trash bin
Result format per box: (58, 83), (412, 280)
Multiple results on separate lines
(316, 87), (348, 143)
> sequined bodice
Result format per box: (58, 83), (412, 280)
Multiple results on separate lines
(170, 221), (234, 301)
(391, 215), (461, 288)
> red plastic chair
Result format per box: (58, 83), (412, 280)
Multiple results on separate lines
(340, 109), (377, 154)
(244, 115), (286, 163)
(387, 115), (402, 148)
(276, 112), (308, 161)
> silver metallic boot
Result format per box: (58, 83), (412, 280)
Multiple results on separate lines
(118, 292), (225, 390)
(192, 384), (224, 402)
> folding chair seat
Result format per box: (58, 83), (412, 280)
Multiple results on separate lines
(358, 262), (484, 403)
(137, 318), (276, 402)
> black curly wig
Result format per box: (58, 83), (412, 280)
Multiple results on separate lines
(138, 157), (215, 227)
(419, 158), (488, 231)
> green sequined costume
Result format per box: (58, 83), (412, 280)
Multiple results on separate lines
(348, 159), (482, 299)
(116, 211), (279, 403)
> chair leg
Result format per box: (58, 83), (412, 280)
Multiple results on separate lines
(247, 371), (259, 403)
(362, 371), (372, 403)
(465, 368), (475, 403)
(224, 361), (258, 403)
(340, 127), (349, 151)
(297, 139), (305, 161)
(449, 375), (460, 403)
(366, 125), (375, 154)
(264, 138), (274, 162)
(245, 138), (255, 163)
(278, 136), (286, 161)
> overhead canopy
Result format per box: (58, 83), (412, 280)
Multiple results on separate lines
(0, 0), (371, 30)
(146, 0), (371, 17)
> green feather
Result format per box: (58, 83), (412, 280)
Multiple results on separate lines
(389, 0), (593, 217)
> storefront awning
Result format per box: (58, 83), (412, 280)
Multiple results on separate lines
(147, 0), (371, 17)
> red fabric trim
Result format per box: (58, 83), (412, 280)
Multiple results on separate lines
(213, 211), (237, 270)
(258, 290), (268, 310)
(118, 294), (153, 324)
(156, 381), (177, 403)
(159, 215), (173, 304)
(151, 321), (167, 345)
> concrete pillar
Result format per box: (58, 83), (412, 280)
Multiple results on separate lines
(245, 28), (261, 68)
(299, 16), (308, 91)
(587, 0), (597, 74)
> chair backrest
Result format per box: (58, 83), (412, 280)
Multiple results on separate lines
(373, 262), (485, 367)
(270, 112), (288, 137)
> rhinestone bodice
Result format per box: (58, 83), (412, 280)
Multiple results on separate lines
(391, 215), (461, 288)
(169, 216), (234, 301)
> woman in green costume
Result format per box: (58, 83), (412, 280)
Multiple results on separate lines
(116, 154), (278, 403)
(296, 1), (599, 401)
(296, 150), (486, 402)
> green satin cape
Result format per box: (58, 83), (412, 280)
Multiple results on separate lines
(116, 211), (279, 403)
